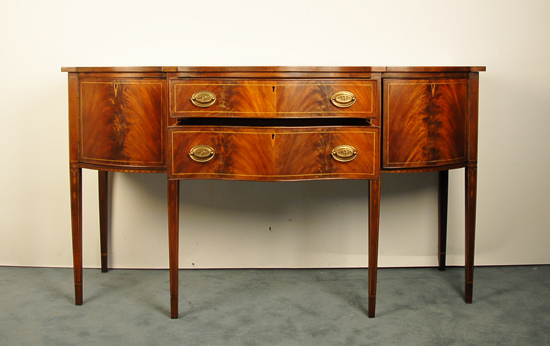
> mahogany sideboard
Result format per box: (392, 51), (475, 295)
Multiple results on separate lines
(62, 66), (484, 319)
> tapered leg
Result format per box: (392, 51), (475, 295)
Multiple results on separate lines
(465, 166), (477, 303)
(438, 170), (449, 271)
(99, 171), (109, 273)
(70, 166), (83, 305)
(368, 179), (381, 318)
(168, 180), (180, 319)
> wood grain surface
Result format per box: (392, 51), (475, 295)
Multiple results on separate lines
(169, 126), (378, 181)
(171, 80), (376, 118)
(80, 80), (165, 167)
(63, 66), (484, 319)
(383, 79), (468, 168)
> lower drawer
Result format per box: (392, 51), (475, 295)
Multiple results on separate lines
(168, 126), (379, 181)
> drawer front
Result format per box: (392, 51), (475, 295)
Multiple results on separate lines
(170, 80), (377, 119)
(169, 127), (379, 181)
(383, 79), (468, 169)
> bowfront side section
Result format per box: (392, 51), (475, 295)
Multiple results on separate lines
(63, 68), (171, 310)
(380, 67), (484, 172)
(78, 76), (168, 172)
(380, 67), (484, 306)
(79, 79), (166, 170)
(383, 78), (468, 169)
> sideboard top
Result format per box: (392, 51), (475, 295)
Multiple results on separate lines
(61, 66), (486, 73)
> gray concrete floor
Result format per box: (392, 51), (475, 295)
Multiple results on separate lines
(1, 266), (549, 345)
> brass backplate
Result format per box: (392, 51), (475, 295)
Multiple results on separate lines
(191, 91), (217, 107)
(189, 145), (215, 162)
(330, 91), (356, 108)
(331, 145), (358, 162)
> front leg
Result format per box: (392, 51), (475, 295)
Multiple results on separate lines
(168, 180), (180, 319)
(70, 165), (83, 305)
(438, 170), (449, 271)
(368, 178), (381, 318)
(465, 166), (477, 303)
(98, 171), (109, 273)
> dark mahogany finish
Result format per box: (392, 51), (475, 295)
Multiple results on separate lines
(169, 126), (378, 181)
(98, 171), (109, 273)
(62, 66), (484, 320)
(383, 79), (468, 169)
(171, 80), (376, 118)
(438, 170), (449, 271)
(167, 180), (180, 319)
(79, 79), (166, 169)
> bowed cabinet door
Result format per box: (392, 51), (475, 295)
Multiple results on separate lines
(79, 79), (166, 170)
(383, 79), (468, 169)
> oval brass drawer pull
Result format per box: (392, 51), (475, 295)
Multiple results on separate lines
(330, 91), (356, 108)
(189, 145), (215, 162)
(331, 145), (357, 162)
(191, 91), (217, 107)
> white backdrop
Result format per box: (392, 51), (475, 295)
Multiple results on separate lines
(1, 0), (549, 269)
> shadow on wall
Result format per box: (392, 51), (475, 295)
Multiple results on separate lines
(380, 171), (440, 198)
(114, 170), (441, 216)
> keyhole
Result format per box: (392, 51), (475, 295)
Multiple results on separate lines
(272, 86), (275, 92)
(272, 134), (275, 140)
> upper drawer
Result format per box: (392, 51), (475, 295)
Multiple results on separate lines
(170, 80), (377, 119)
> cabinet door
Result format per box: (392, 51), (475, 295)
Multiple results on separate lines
(80, 79), (165, 169)
(383, 79), (468, 169)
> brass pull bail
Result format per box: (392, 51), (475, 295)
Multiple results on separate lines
(330, 91), (356, 108)
(331, 145), (358, 162)
(191, 91), (217, 107)
(189, 145), (215, 162)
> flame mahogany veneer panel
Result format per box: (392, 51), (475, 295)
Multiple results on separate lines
(80, 80), (165, 167)
(383, 79), (468, 168)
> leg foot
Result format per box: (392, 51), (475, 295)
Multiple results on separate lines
(368, 295), (376, 318)
(465, 282), (473, 304)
